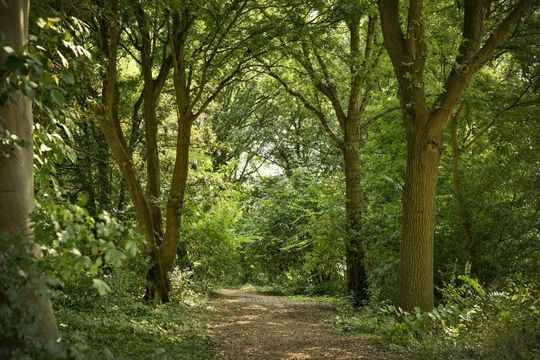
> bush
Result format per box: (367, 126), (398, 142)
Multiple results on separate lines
(381, 275), (540, 359)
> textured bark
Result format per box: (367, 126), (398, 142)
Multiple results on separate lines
(399, 125), (441, 311)
(134, 7), (169, 302)
(0, 0), (60, 345)
(156, 11), (196, 277)
(136, 6), (164, 247)
(378, 0), (535, 311)
(161, 116), (193, 274)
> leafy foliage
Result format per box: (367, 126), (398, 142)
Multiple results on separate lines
(241, 170), (346, 295)
(1, 0), (538, 358)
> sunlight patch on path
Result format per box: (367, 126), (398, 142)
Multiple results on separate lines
(207, 289), (397, 360)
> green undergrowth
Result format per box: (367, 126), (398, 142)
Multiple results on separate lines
(329, 276), (540, 359)
(55, 301), (212, 360)
(53, 265), (214, 360)
(238, 283), (287, 296)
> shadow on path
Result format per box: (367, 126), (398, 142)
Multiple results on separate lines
(208, 289), (397, 360)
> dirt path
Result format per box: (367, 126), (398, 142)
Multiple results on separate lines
(208, 289), (397, 360)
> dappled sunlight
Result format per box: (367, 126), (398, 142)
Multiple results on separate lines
(208, 289), (396, 359)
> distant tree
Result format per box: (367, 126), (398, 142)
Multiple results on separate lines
(263, 1), (397, 303)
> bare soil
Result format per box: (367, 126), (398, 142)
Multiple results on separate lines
(208, 289), (398, 360)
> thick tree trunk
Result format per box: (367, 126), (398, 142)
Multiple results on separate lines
(398, 127), (441, 311)
(378, 0), (534, 312)
(0, 0), (59, 346)
(161, 116), (193, 274)
(342, 119), (367, 304)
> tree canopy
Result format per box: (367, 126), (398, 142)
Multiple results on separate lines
(1, 0), (539, 358)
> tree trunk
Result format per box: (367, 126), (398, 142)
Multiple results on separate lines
(342, 118), (367, 304)
(98, 110), (169, 303)
(378, 0), (535, 312)
(138, 7), (164, 247)
(95, 4), (169, 302)
(95, 133), (112, 211)
(161, 116), (193, 274)
(450, 115), (475, 273)
(398, 126), (441, 311)
(79, 122), (97, 216)
(0, 0), (60, 347)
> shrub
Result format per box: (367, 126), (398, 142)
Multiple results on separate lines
(381, 274), (540, 359)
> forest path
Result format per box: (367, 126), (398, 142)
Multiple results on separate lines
(207, 288), (397, 360)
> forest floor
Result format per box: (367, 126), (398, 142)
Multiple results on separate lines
(207, 288), (398, 360)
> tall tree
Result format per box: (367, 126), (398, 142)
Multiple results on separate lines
(0, 0), (60, 347)
(93, 0), (266, 301)
(377, 0), (536, 310)
(94, 0), (172, 301)
(162, 0), (269, 284)
(263, 2), (394, 302)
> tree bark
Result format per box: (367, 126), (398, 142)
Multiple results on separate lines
(343, 117), (368, 304)
(95, 1), (169, 302)
(378, 0), (534, 311)
(399, 125), (441, 311)
(161, 115), (193, 274)
(137, 4), (164, 247)
(0, 0), (60, 347)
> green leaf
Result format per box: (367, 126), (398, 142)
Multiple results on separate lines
(92, 278), (111, 296)
(104, 248), (125, 267)
(88, 256), (103, 276)
(125, 240), (139, 257)
(50, 88), (65, 105)
(4, 55), (25, 72)
(63, 70), (75, 84)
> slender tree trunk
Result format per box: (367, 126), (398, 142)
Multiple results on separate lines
(0, 0), (59, 346)
(450, 114), (475, 273)
(161, 116), (193, 274)
(95, 135), (112, 210)
(79, 122), (97, 215)
(138, 8), (164, 247)
(97, 108), (169, 303)
(95, 3), (169, 302)
(342, 117), (367, 303)
(140, 30), (168, 303)
(163, 11), (196, 276)
(88, 119), (112, 211)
